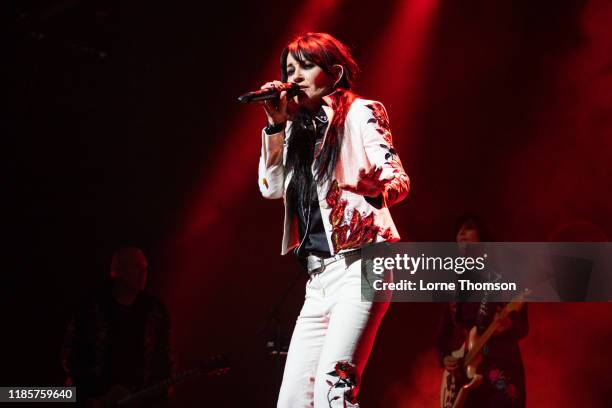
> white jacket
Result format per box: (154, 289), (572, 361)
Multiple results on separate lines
(258, 95), (410, 255)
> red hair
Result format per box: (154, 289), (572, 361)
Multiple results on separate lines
(281, 33), (359, 182)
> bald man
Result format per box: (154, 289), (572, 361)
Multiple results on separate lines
(62, 248), (174, 407)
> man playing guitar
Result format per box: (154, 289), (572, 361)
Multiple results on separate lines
(61, 248), (174, 407)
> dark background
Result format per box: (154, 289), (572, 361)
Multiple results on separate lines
(4, 0), (612, 406)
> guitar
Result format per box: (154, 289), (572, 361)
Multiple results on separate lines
(87, 354), (230, 408)
(439, 291), (529, 408)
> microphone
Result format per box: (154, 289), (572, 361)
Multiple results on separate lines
(237, 82), (302, 103)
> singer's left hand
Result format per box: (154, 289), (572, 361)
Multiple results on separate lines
(339, 167), (389, 197)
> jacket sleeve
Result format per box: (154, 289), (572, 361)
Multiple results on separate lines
(258, 128), (286, 199)
(357, 101), (410, 207)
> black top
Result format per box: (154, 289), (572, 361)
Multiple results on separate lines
(107, 298), (146, 389)
(294, 192), (330, 257)
(287, 107), (332, 257)
(61, 283), (174, 403)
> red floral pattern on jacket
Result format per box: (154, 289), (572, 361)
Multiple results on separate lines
(326, 180), (392, 253)
(365, 102), (409, 207)
(366, 102), (393, 146)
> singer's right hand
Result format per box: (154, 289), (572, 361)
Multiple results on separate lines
(260, 80), (289, 126)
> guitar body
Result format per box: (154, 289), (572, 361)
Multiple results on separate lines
(440, 327), (484, 408)
(440, 343), (464, 408)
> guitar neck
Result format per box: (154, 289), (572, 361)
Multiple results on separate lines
(116, 367), (201, 405)
(464, 317), (501, 365)
(464, 293), (527, 365)
(116, 355), (230, 406)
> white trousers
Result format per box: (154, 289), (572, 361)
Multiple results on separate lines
(277, 256), (390, 408)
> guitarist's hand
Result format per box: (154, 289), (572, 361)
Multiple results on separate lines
(443, 355), (461, 373)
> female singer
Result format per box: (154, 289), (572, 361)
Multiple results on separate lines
(257, 32), (409, 407)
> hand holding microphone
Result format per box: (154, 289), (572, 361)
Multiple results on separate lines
(260, 81), (290, 126)
(238, 81), (304, 126)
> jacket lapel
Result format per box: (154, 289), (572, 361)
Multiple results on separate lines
(314, 99), (334, 160)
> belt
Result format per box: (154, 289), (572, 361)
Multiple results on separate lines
(305, 249), (361, 275)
